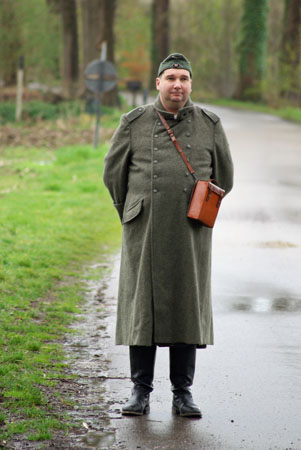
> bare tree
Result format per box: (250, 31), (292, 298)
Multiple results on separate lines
(47, 0), (79, 99)
(217, 0), (239, 97)
(279, 0), (301, 102)
(0, 0), (22, 86)
(61, 0), (79, 98)
(81, 0), (103, 68)
(81, 0), (118, 106)
(150, 0), (169, 89)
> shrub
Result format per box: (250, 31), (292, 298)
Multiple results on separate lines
(0, 100), (83, 124)
(0, 103), (15, 124)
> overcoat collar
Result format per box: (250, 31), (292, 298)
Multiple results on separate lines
(154, 95), (194, 121)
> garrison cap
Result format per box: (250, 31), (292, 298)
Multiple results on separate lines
(158, 53), (192, 78)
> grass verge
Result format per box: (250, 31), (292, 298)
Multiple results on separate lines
(199, 97), (301, 123)
(0, 141), (121, 445)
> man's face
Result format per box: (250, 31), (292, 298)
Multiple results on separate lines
(156, 68), (192, 113)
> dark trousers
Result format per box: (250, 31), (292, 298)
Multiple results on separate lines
(129, 344), (196, 392)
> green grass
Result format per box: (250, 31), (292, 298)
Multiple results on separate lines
(200, 97), (301, 123)
(0, 140), (121, 444)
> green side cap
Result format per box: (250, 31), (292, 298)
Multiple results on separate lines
(158, 53), (192, 78)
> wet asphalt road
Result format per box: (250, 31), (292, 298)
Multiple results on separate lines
(101, 105), (301, 450)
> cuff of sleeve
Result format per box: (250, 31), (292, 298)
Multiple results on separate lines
(114, 203), (125, 221)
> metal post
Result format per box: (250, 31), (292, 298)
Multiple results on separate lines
(93, 92), (102, 148)
(16, 56), (24, 121)
(85, 45), (116, 148)
(93, 42), (107, 148)
(143, 88), (149, 104)
(100, 41), (107, 62)
(131, 91), (136, 108)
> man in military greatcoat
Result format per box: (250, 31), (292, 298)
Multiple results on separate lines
(103, 53), (234, 417)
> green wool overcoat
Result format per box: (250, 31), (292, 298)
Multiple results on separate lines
(103, 96), (234, 347)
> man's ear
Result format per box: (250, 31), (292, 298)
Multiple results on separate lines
(155, 77), (160, 91)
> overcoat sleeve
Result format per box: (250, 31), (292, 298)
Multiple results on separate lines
(103, 115), (131, 221)
(212, 119), (234, 195)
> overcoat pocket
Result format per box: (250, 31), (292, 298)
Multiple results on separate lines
(122, 198), (144, 224)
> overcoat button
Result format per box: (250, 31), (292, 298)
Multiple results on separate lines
(154, 147), (158, 151)
(154, 134), (158, 138)
(186, 172), (189, 176)
(153, 189), (158, 193)
(186, 133), (191, 137)
(186, 144), (191, 149)
(183, 188), (188, 192)
(154, 160), (158, 164)
(153, 174), (158, 179)
(187, 119), (191, 123)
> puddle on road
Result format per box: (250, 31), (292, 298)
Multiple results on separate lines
(255, 240), (298, 248)
(232, 294), (301, 313)
(82, 431), (116, 448)
(279, 179), (301, 189)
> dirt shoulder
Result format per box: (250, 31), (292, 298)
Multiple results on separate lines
(0, 120), (114, 150)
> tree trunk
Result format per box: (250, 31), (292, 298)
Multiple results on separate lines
(81, 0), (103, 68)
(47, 0), (79, 99)
(279, 0), (301, 102)
(81, 0), (119, 106)
(102, 0), (119, 106)
(218, 0), (235, 97)
(0, 0), (22, 86)
(150, 0), (169, 89)
(60, 0), (79, 99)
(236, 0), (269, 101)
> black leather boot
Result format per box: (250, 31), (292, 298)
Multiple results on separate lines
(170, 345), (202, 417)
(122, 345), (156, 416)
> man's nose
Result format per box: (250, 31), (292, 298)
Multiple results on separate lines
(174, 79), (181, 88)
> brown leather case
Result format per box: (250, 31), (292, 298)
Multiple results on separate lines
(187, 180), (225, 228)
